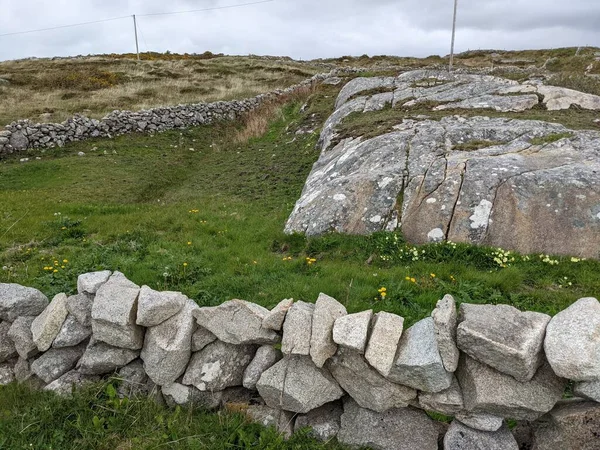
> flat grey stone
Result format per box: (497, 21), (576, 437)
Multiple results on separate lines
(418, 376), (464, 416)
(455, 412), (504, 432)
(193, 300), (279, 345)
(335, 76), (396, 109)
(44, 370), (100, 396)
(538, 85), (600, 111)
(310, 293), (347, 368)
(161, 382), (196, 407)
(0, 283), (48, 321)
(182, 340), (256, 391)
(191, 327), (217, 352)
(458, 303), (551, 382)
(246, 405), (296, 438)
(78, 339), (139, 375)
(262, 298), (293, 331)
(573, 380), (600, 402)
(136, 285), (186, 327)
(544, 297), (600, 381)
(294, 401), (343, 441)
(65, 293), (94, 327)
(7, 316), (38, 359)
(0, 361), (15, 385)
(31, 293), (69, 352)
(91, 272), (144, 350)
(243, 345), (282, 390)
(77, 270), (111, 295)
(256, 355), (344, 414)
(338, 398), (440, 450)
(30, 342), (87, 383)
(531, 400), (600, 450)
(432, 294), (459, 372)
(457, 355), (566, 421)
(332, 310), (372, 353)
(14, 357), (32, 383)
(387, 317), (452, 393)
(141, 299), (197, 386)
(52, 314), (91, 348)
(327, 348), (416, 412)
(444, 421), (518, 450)
(281, 301), (314, 355)
(0, 321), (17, 362)
(364, 311), (404, 376)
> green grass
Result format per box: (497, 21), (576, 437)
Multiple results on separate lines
(530, 132), (575, 145)
(1, 69), (600, 449)
(0, 381), (345, 450)
(452, 139), (505, 151)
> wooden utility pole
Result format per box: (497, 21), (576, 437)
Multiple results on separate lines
(133, 14), (140, 61)
(449, 0), (458, 72)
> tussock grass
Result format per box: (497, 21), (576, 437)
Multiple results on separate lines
(0, 55), (320, 125)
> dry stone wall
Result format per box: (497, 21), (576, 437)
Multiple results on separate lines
(0, 69), (360, 158)
(1, 272), (599, 449)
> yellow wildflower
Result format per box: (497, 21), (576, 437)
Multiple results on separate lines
(183, 262), (188, 267)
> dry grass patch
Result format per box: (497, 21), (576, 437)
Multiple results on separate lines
(0, 55), (320, 125)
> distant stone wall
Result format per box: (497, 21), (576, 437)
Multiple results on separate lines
(0, 69), (359, 158)
(1, 272), (599, 449)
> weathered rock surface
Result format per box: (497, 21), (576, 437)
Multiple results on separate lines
(136, 285), (186, 327)
(338, 398), (440, 450)
(332, 310), (372, 353)
(0, 283), (48, 321)
(262, 298), (293, 331)
(65, 293), (94, 327)
(31, 342), (87, 383)
(182, 340), (256, 391)
(327, 349), (416, 412)
(256, 355), (344, 413)
(31, 293), (69, 352)
(193, 300), (279, 345)
(7, 316), (38, 359)
(387, 317), (452, 393)
(455, 412), (504, 432)
(243, 345), (282, 390)
(538, 85), (600, 111)
(531, 400), (600, 450)
(281, 301), (314, 355)
(310, 293), (347, 368)
(77, 270), (111, 295)
(432, 294), (459, 373)
(44, 370), (100, 396)
(418, 376), (464, 416)
(573, 380), (600, 403)
(364, 311), (404, 376)
(544, 297), (600, 381)
(457, 303), (551, 382)
(286, 78), (600, 258)
(91, 272), (144, 349)
(52, 314), (91, 348)
(141, 299), (197, 386)
(78, 339), (139, 375)
(444, 421), (519, 450)
(294, 402), (343, 441)
(191, 327), (217, 352)
(0, 362), (15, 385)
(457, 355), (566, 420)
(116, 360), (151, 398)
(0, 321), (17, 362)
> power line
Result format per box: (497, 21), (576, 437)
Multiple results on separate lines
(0, 15), (131, 38)
(138, 0), (274, 18)
(0, 0), (275, 38)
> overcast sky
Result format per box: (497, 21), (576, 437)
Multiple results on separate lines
(1, 0), (599, 61)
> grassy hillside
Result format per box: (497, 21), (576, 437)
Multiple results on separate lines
(0, 53), (320, 125)
(1, 50), (600, 448)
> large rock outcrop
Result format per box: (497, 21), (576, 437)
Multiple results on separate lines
(285, 71), (600, 258)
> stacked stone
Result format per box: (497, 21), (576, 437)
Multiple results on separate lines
(0, 274), (599, 449)
(0, 69), (356, 158)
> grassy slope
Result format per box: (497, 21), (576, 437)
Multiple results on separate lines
(1, 60), (600, 448)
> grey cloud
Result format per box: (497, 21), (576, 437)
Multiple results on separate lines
(0, 0), (598, 61)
